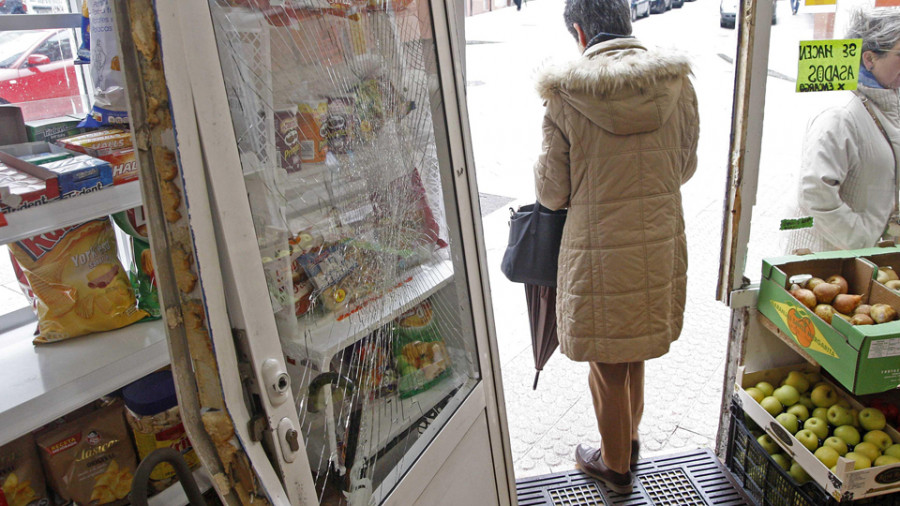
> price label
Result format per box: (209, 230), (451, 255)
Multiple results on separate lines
(797, 39), (862, 93)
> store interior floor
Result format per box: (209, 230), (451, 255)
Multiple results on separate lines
(466, 0), (736, 479)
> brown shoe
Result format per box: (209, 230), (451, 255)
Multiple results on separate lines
(631, 440), (640, 466)
(575, 444), (634, 495)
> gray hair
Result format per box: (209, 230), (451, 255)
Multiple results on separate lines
(846, 8), (900, 54)
(563, 0), (632, 42)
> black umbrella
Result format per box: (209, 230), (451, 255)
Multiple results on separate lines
(524, 283), (558, 390)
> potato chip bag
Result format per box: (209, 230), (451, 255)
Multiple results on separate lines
(0, 434), (50, 506)
(10, 218), (148, 344)
(112, 207), (159, 318)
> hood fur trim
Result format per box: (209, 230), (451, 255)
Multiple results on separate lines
(536, 39), (693, 100)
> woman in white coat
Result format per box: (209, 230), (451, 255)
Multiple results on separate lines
(792, 8), (900, 252)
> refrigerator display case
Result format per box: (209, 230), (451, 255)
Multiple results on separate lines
(111, 0), (514, 504)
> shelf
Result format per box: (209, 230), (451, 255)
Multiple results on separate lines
(0, 318), (168, 446)
(284, 258), (455, 366)
(757, 313), (819, 367)
(0, 182), (142, 245)
(148, 467), (214, 506)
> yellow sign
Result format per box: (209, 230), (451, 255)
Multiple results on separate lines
(805, 0), (836, 5)
(797, 39), (862, 93)
(771, 300), (839, 358)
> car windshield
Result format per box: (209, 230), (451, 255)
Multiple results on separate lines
(0, 30), (50, 69)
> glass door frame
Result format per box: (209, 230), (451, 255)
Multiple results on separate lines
(119, 0), (516, 503)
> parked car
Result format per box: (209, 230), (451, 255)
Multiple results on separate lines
(720, 0), (776, 28)
(650, 0), (671, 14)
(631, 0), (650, 20)
(672, 0), (684, 8)
(0, 29), (84, 120)
(0, 0), (26, 14)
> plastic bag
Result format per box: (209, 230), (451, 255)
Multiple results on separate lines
(112, 207), (160, 318)
(79, 0), (128, 127)
(10, 218), (149, 343)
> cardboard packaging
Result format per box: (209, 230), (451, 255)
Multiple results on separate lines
(0, 142), (112, 198)
(757, 247), (900, 395)
(25, 116), (89, 143)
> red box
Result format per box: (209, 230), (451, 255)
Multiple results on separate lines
(0, 153), (60, 213)
(99, 148), (137, 185)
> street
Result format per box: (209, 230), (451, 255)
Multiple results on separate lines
(464, 0), (842, 478)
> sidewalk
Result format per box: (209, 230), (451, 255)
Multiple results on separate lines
(464, 0), (735, 478)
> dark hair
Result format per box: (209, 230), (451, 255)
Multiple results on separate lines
(563, 0), (632, 42)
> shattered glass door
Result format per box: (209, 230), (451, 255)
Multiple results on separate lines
(206, 0), (480, 503)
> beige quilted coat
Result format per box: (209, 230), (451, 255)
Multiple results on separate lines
(534, 38), (699, 363)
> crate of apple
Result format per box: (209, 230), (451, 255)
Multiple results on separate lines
(745, 369), (900, 481)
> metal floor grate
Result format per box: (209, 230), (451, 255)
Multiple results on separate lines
(516, 448), (752, 506)
(640, 468), (706, 505)
(548, 483), (605, 505)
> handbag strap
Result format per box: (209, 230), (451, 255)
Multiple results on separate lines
(854, 90), (899, 218)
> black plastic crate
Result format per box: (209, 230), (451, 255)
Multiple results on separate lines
(728, 399), (900, 506)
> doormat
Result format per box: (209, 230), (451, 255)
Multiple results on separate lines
(516, 448), (752, 506)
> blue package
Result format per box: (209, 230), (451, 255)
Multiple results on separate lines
(75, 0), (90, 64)
(41, 154), (113, 197)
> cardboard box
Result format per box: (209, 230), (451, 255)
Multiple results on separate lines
(757, 248), (900, 395)
(56, 129), (131, 158)
(0, 159), (60, 213)
(24, 116), (88, 143)
(0, 106), (27, 146)
(0, 142), (112, 198)
(736, 362), (900, 502)
(99, 148), (138, 185)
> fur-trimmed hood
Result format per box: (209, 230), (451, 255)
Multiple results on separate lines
(536, 38), (694, 135)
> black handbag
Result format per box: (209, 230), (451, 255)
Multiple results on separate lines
(501, 202), (567, 287)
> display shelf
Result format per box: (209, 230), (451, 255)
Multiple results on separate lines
(0, 181), (142, 245)
(0, 318), (168, 446)
(147, 467), (213, 506)
(284, 258), (455, 367)
(358, 372), (463, 461)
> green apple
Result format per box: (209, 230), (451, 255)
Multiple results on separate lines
(833, 425), (861, 447)
(803, 371), (822, 385)
(854, 442), (882, 462)
(756, 381), (775, 397)
(745, 387), (765, 403)
(844, 452), (872, 470)
(773, 385), (801, 407)
(815, 446), (841, 468)
(776, 412), (800, 434)
(757, 434), (781, 455)
(787, 404), (810, 422)
(810, 384), (839, 408)
(804, 417), (829, 440)
(782, 371), (810, 394)
(863, 430), (894, 452)
(761, 396), (784, 417)
(799, 394), (815, 411)
(827, 405), (855, 427)
(859, 407), (887, 431)
(874, 455), (900, 466)
(789, 461), (810, 484)
(795, 429), (819, 452)
(849, 408), (860, 428)
(885, 444), (900, 459)
(812, 407), (829, 422)
(771, 453), (791, 471)
(837, 398), (852, 409)
(823, 436), (849, 456)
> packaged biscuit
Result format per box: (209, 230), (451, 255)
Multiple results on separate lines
(35, 401), (137, 505)
(112, 208), (159, 318)
(10, 218), (148, 344)
(0, 434), (50, 506)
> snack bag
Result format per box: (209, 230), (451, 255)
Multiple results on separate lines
(0, 434), (50, 506)
(10, 218), (148, 344)
(112, 207), (160, 318)
(75, 0), (91, 64)
(35, 401), (137, 505)
(392, 299), (451, 398)
(80, 0), (128, 127)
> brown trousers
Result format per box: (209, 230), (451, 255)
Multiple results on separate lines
(588, 361), (645, 474)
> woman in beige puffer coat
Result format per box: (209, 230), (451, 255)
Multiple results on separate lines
(533, 16), (699, 490)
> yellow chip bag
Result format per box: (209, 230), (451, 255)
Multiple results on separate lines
(10, 218), (148, 344)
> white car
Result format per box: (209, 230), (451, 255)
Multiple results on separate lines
(721, 0), (776, 28)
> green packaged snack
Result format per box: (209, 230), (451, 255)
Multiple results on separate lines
(112, 207), (160, 318)
(392, 299), (451, 398)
